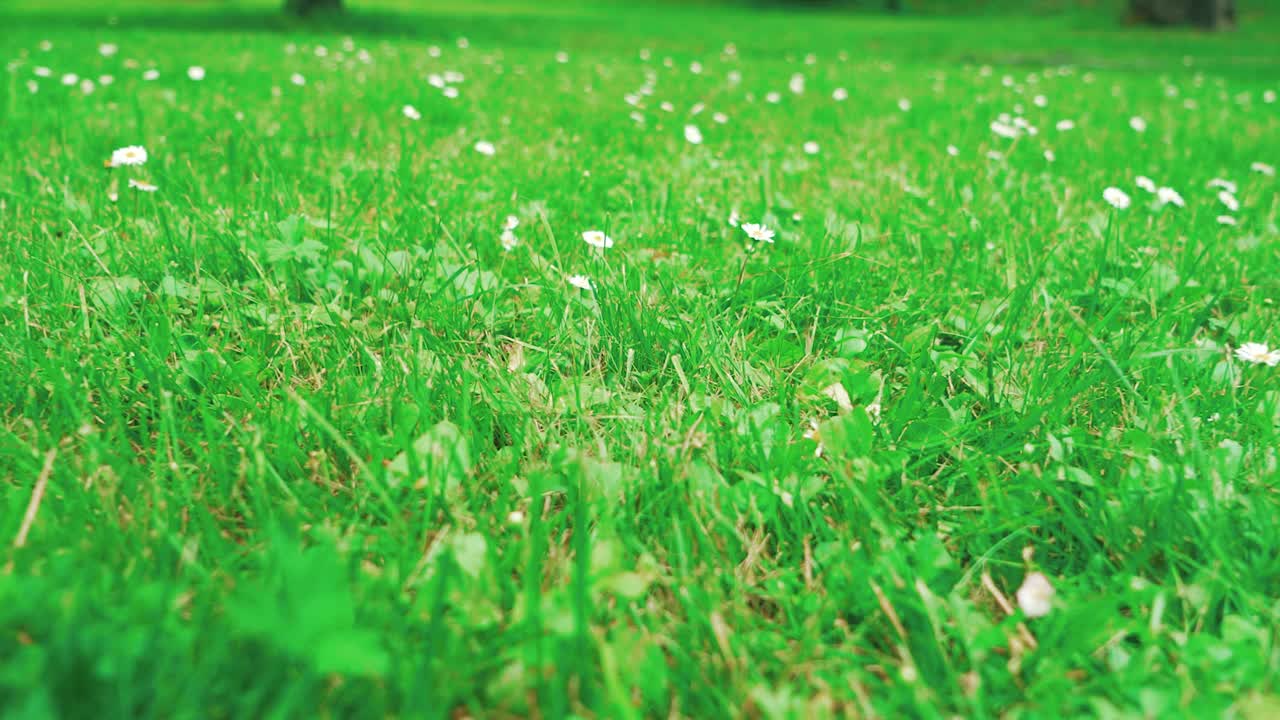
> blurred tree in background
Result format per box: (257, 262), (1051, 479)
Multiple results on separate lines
(288, 0), (342, 15)
(281, 0), (1236, 29)
(1130, 0), (1235, 28)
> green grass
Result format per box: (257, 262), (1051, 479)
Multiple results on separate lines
(2, 1), (1279, 717)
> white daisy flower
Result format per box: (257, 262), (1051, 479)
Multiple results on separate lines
(712, 112), (728, 124)
(99, 75), (114, 86)
(1103, 187), (1131, 210)
(25, 80), (37, 94)
(33, 66), (51, 77)
(555, 50), (569, 64)
(473, 140), (496, 156)
(402, 104), (421, 120)
(110, 145), (148, 167)
(500, 229), (519, 252)
(127, 178), (158, 192)
(427, 73), (445, 88)
(1033, 94), (1048, 107)
(765, 91), (781, 104)
(1265, 90), (1277, 104)
(187, 65), (205, 81)
(79, 79), (95, 95)
(990, 120), (1019, 139)
(1055, 119), (1075, 131)
(803, 141), (820, 155)
(728, 209), (740, 227)
(567, 274), (595, 291)
(1157, 186), (1185, 207)
(832, 87), (848, 101)
(503, 215), (519, 231)
(99, 43), (118, 57)
(1218, 190), (1240, 212)
(789, 73), (805, 94)
(442, 86), (459, 99)
(683, 124), (703, 145)
(1135, 176), (1157, 193)
(142, 69), (159, 81)
(1016, 572), (1055, 618)
(290, 72), (306, 86)
(1251, 162), (1275, 177)
(1216, 215), (1237, 226)
(1235, 342), (1280, 366)
(1044, 149), (1056, 162)
(946, 145), (959, 156)
(581, 230), (614, 249)
(60, 73), (78, 86)
(1208, 178), (1237, 194)
(1129, 116), (1147, 133)
(741, 223), (775, 243)
(897, 98), (912, 112)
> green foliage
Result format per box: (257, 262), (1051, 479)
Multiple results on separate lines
(0, 0), (1278, 717)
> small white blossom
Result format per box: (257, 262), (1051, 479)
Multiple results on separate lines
(897, 98), (912, 112)
(1103, 187), (1131, 210)
(290, 72), (306, 86)
(187, 65), (205, 81)
(503, 215), (519, 231)
(1218, 190), (1240, 212)
(1135, 176), (1156, 193)
(143, 69), (159, 81)
(473, 140), (496, 156)
(1217, 215), (1237, 226)
(99, 43), (118, 57)
(1236, 342), (1280, 366)
(1157, 186), (1185, 207)
(832, 87), (848, 101)
(127, 178), (158, 193)
(1055, 119), (1075, 132)
(1208, 178), (1237, 194)
(581, 230), (614, 249)
(402, 104), (421, 120)
(1016, 573), (1055, 618)
(110, 145), (148, 167)
(500, 229), (519, 252)
(1129, 116), (1147, 133)
(742, 223), (775, 243)
(803, 141), (820, 155)
(683, 124), (703, 145)
(1251, 162), (1275, 177)
(567, 274), (595, 291)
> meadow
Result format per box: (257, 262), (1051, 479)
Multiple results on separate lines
(1, 0), (1279, 716)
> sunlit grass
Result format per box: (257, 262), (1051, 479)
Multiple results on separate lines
(1, 1), (1278, 716)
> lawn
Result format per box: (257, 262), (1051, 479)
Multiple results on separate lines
(1, 0), (1279, 717)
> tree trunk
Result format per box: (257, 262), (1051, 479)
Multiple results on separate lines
(287, 0), (342, 16)
(1130, 0), (1234, 29)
